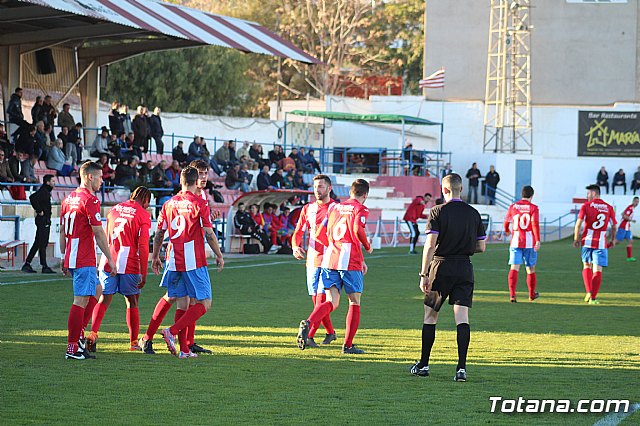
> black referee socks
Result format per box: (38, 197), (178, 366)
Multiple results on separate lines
(456, 323), (470, 370)
(420, 324), (436, 365)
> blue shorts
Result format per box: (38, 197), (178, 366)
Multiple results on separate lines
(160, 266), (212, 300)
(71, 267), (98, 297)
(616, 229), (633, 241)
(508, 247), (538, 267)
(581, 247), (608, 267)
(306, 267), (325, 296)
(99, 271), (141, 296)
(320, 268), (364, 294)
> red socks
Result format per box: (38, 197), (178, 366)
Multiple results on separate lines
(174, 309), (189, 353)
(319, 293), (335, 335)
(186, 321), (196, 347)
(307, 301), (334, 328)
(91, 303), (108, 334)
(582, 268), (593, 293)
(67, 304), (84, 353)
(344, 305), (361, 348)
(627, 246), (633, 258)
(526, 273), (537, 299)
(127, 307), (140, 344)
(82, 296), (98, 330)
(591, 272), (603, 299)
(169, 303), (207, 336)
(507, 270), (518, 297)
(308, 295), (320, 339)
(144, 298), (172, 341)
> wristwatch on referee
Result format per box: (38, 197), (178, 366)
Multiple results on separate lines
(418, 273), (428, 278)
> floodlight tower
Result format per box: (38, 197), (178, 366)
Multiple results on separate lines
(483, 0), (532, 153)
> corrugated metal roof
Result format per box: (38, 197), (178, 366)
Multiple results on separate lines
(18, 0), (319, 64)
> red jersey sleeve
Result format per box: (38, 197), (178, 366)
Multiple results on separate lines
(85, 196), (102, 227)
(355, 205), (370, 251)
(292, 206), (307, 249)
(531, 205), (540, 243)
(198, 198), (213, 228)
(578, 203), (587, 220)
(609, 205), (618, 226)
(504, 205), (513, 233)
(138, 215), (151, 277)
(157, 204), (168, 231)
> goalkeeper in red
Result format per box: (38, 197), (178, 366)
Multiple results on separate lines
(573, 184), (617, 305)
(503, 185), (541, 303)
(297, 179), (373, 354)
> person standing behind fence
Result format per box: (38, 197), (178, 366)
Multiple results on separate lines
(403, 193), (433, 254)
(150, 107), (164, 155)
(22, 174), (56, 274)
(484, 166), (500, 205)
(410, 173), (486, 382)
(465, 163), (481, 204)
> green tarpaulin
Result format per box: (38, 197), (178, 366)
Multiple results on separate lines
(288, 110), (441, 126)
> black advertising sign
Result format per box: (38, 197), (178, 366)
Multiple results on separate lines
(578, 111), (640, 157)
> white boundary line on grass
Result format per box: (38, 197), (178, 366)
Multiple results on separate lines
(0, 252), (407, 286)
(593, 403), (640, 426)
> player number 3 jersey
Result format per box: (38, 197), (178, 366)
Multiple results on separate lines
(60, 188), (102, 269)
(579, 199), (617, 249)
(157, 190), (212, 271)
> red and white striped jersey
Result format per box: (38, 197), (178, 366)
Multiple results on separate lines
(157, 190), (212, 271)
(98, 200), (151, 275)
(61, 188), (102, 269)
(320, 199), (370, 271)
(292, 200), (337, 267)
(619, 204), (635, 231)
(504, 199), (540, 248)
(578, 199), (617, 249)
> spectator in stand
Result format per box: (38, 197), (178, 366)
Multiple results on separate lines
(34, 121), (48, 160)
(283, 172), (295, 189)
(31, 96), (45, 125)
(150, 107), (164, 154)
(68, 123), (84, 164)
(465, 162), (482, 204)
(42, 96), (57, 137)
(250, 143), (265, 168)
(124, 131), (142, 159)
(302, 148), (322, 173)
(120, 104), (132, 135)
(270, 168), (286, 189)
(239, 162), (253, 185)
(632, 166), (640, 195)
(151, 159), (172, 194)
(0, 150), (16, 189)
(9, 151), (37, 184)
(236, 141), (251, 164)
(225, 163), (250, 192)
(214, 140), (232, 171)
(132, 105), (149, 153)
(57, 126), (69, 148)
(187, 136), (207, 162)
(403, 143), (423, 175)
(99, 154), (115, 186)
(441, 163), (453, 180)
(288, 148), (302, 171)
(257, 164), (273, 190)
(108, 101), (123, 136)
(485, 165), (500, 205)
(107, 133), (122, 161)
(233, 202), (272, 253)
(7, 87), (28, 138)
(172, 140), (188, 166)
(15, 125), (37, 157)
(90, 127), (114, 159)
(165, 160), (182, 189)
(228, 140), (238, 165)
(115, 156), (139, 188)
(613, 169), (627, 195)
(47, 138), (73, 176)
(139, 160), (154, 186)
(596, 166), (609, 194)
(0, 124), (12, 158)
(269, 144), (285, 168)
(57, 103), (75, 131)
(293, 169), (309, 190)
(403, 193), (432, 254)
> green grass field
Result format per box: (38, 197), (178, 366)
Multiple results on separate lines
(0, 241), (638, 425)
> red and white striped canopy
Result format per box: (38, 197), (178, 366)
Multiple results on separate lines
(19, 0), (319, 64)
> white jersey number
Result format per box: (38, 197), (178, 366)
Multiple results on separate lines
(592, 213), (607, 230)
(514, 213), (531, 231)
(332, 217), (348, 241)
(111, 218), (127, 241)
(63, 211), (76, 236)
(170, 214), (186, 239)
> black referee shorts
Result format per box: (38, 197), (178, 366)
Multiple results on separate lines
(424, 258), (474, 312)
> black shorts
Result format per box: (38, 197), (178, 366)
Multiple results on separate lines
(424, 259), (474, 312)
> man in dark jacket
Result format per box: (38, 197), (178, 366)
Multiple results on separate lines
(150, 107), (164, 155)
(22, 174), (56, 274)
(484, 165), (500, 205)
(7, 87), (28, 138)
(172, 140), (188, 165)
(465, 162), (482, 204)
(596, 166), (609, 194)
(132, 106), (149, 153)
(257, 165), (274, 190)
(108, 101), (124, 136)
(270, 168), (286, 189)
(15, 125), (37, 157)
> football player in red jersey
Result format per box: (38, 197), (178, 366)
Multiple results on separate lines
(60, 161), (116, 360)
(292, 175), (337, 348)
(297, 179), (373, 354)
(86, 187), (152, 352)
(154, 167), (224, 358)
(615, 196), (638, 261)
(573, 185), (617, 304)
(503, 186), (541, 302)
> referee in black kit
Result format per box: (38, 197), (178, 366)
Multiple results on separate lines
(410, 173), (486, 382)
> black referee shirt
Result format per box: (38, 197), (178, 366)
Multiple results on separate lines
(425, 199), (486, 257)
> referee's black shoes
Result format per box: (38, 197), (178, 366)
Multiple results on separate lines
(454, 368), (467, 382)
(410, 362), (430, 377)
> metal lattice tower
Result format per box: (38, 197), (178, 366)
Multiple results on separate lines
(483, 0), (532, 153)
